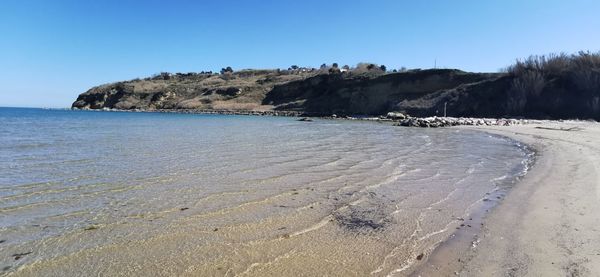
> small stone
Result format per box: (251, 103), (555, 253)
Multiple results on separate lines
(180, 207), (189, 211)
(416, 253), (424, 260)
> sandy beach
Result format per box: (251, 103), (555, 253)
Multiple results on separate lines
(417, 121), (600, 276)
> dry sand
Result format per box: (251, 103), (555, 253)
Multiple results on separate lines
(416, 121), (600, 276)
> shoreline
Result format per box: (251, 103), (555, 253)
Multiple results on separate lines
(414, 121), (600, 276)
(72, 107), (545, 127)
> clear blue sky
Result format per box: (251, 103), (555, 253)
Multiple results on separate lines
(1, 0), (599, 108)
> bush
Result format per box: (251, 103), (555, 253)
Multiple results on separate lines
(504, 51), (600, 115)
(220, 66), (233, 74)
(507, 70), (546, 113)
(571, 51), (600, 93)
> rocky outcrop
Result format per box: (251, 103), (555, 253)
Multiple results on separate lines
(72, 70), (316, 111)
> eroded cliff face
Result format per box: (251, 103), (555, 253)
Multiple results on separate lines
(397, 73), (600, 120)
(72, 69), (499, 115)
(72, 67), (600, 119)
(263, 69), (497, 115)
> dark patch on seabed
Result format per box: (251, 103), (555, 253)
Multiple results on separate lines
(333, 205), (389, 233)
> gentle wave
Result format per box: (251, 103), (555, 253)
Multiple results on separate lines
(0, 108), (532, 276)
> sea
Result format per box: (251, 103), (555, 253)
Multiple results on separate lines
(0, 107), (532, 276)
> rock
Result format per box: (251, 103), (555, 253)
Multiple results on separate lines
(386, 112), (407, 120)
(395, 116), (529, 128)
(297, 117), (313, 122)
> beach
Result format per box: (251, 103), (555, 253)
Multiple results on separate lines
(417, 121), (600, 276)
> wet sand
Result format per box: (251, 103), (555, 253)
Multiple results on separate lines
(417, 121), (600, 276)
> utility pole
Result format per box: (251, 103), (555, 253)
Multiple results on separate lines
(434, 59), (437, 69)
(444, 102), (447, 117)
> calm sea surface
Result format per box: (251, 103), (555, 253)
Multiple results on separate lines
(0, 107), (531, 276)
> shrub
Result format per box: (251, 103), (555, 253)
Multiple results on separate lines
(571, 51), (600, 93)
(503, 50), (600, 115)
(220, 66), (233, 74)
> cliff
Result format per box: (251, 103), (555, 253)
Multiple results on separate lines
(73, 53), (600, 120)
(72, 69), (500, 116)
(72, 70), (316, 111)
(263, 69), (496, 115)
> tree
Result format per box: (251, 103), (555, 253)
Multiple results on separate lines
(291, 65), (299, 70)
(320, 63), (327, 69)
(332, 63), (339, 68)
(160, 72), (171, 80)
(342, 65), (350, 70)
(366, 64), (376, 70)
(220, 66), (233, 74)
(380, 65), (387, 72)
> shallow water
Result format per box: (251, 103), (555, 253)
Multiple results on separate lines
(0, 108), (531, 276)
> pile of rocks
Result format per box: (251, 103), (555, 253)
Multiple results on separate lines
(395, 116), (530, 128)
